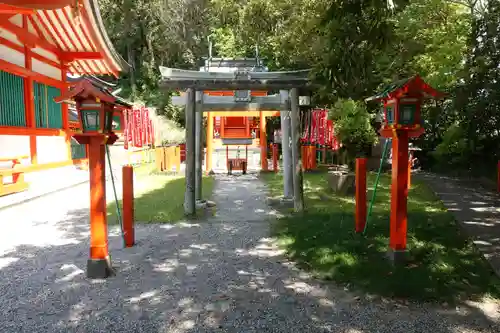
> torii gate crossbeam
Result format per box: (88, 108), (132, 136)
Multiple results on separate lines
(159, 66), (316, 215)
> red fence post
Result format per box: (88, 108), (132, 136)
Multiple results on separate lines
(310, 146), (317, 170)
(355, 157), (367, 233)
(122, 165), (135, 247)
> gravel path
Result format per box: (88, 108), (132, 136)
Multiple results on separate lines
(416, 172), (500, 277)
(0, 173), (498, 332)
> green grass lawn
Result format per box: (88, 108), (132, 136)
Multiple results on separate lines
(261, 171), (500, 303)
(107, 164), (215, 223)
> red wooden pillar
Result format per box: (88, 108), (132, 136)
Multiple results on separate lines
(23, 15), (37, 165)
(259, 112), (268, 171)
(310, 146), (317, 170)
(122, 165), (135, 247)
(355, 158), (367, 233)
(390, 131), (409, 252)
(245, 116), (250, 137)
(87, 136), (113, 278)
(301, 146), (306, 170)
(206, 112), (213, 174)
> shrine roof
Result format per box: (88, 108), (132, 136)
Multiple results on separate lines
(1, 0), (129, 77)
(365, 75), (445, 102)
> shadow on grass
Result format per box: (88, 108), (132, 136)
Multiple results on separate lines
(107, 174), (215, 224)
(1, 206), (498, 332)
(261, 172), (500, 303)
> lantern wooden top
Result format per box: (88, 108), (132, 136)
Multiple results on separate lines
(366, 75), (445, 139)
(365, 75), (445, 103)
(54, 77), (132, 109)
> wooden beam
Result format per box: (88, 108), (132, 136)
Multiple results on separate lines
(0, 125), (69, 136)
(0, 36), (61, 69)
(161, 81), (316, 91)
(0, 58), (67, 89)
(23, 14), (37, 165)
(61, 52), (103, 62)
(0, 19), (60, 56)
(0, 4), (34, 14)
(0, 158), (88, 177)
(202, 111), (279, 117)
(0, 1), (74, 10)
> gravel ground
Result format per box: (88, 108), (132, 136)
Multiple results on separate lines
(0, 173), (498, 332)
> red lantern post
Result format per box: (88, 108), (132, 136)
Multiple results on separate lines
(365, 75), (444, 264)
(55, 78), (132, 278)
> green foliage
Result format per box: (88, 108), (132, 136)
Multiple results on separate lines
(432, 123), (469, 167)
(155, 117), (186, 145)
(329, 99), (377, 159)
(108, 172), (215, 223)
(451, 0), (500, 169)
(96, 0), (500, 175)
(99, 0), (210, 122)
(314, 0), (394, 102)
(375, 0), (470, 92)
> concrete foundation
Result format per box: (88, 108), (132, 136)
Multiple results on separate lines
(86, 257), (114, 279)
(328, 171), (355, 196)
(387, 248), (408, 266)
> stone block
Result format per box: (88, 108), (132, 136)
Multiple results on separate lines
(327, 170), (355, 196)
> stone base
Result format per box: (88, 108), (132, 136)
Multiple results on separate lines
(303, 169), (324, 174)
(266, 196), (294, 209)
(87, 257), (114, 279)
(196, 200), (207, 209)
(208, 170), (215, 176)
(206, 200), (217, 208)
(280, 196), (294, 202)
(327, 171), (355, 196)
(387, 248), (408, 266)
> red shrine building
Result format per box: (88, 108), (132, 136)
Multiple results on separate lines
(200, 57), (280, 172)
(0, 0), (128, 174)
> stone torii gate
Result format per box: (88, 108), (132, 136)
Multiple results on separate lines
(159, 67), (314, 215)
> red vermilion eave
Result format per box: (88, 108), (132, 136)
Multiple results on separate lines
(0, 1), (129, 77)
(0, 1), (76, 10)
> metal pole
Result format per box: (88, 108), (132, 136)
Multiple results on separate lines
(195, 91), (203, 201)
(290, 88), (304, 212)
(184, 88), (196, 216)
(280, 90), (293, 198)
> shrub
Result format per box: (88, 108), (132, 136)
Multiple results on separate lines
(329, 99), (378, 166)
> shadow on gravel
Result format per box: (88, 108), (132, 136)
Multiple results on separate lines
(0, 187), (498, 332)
